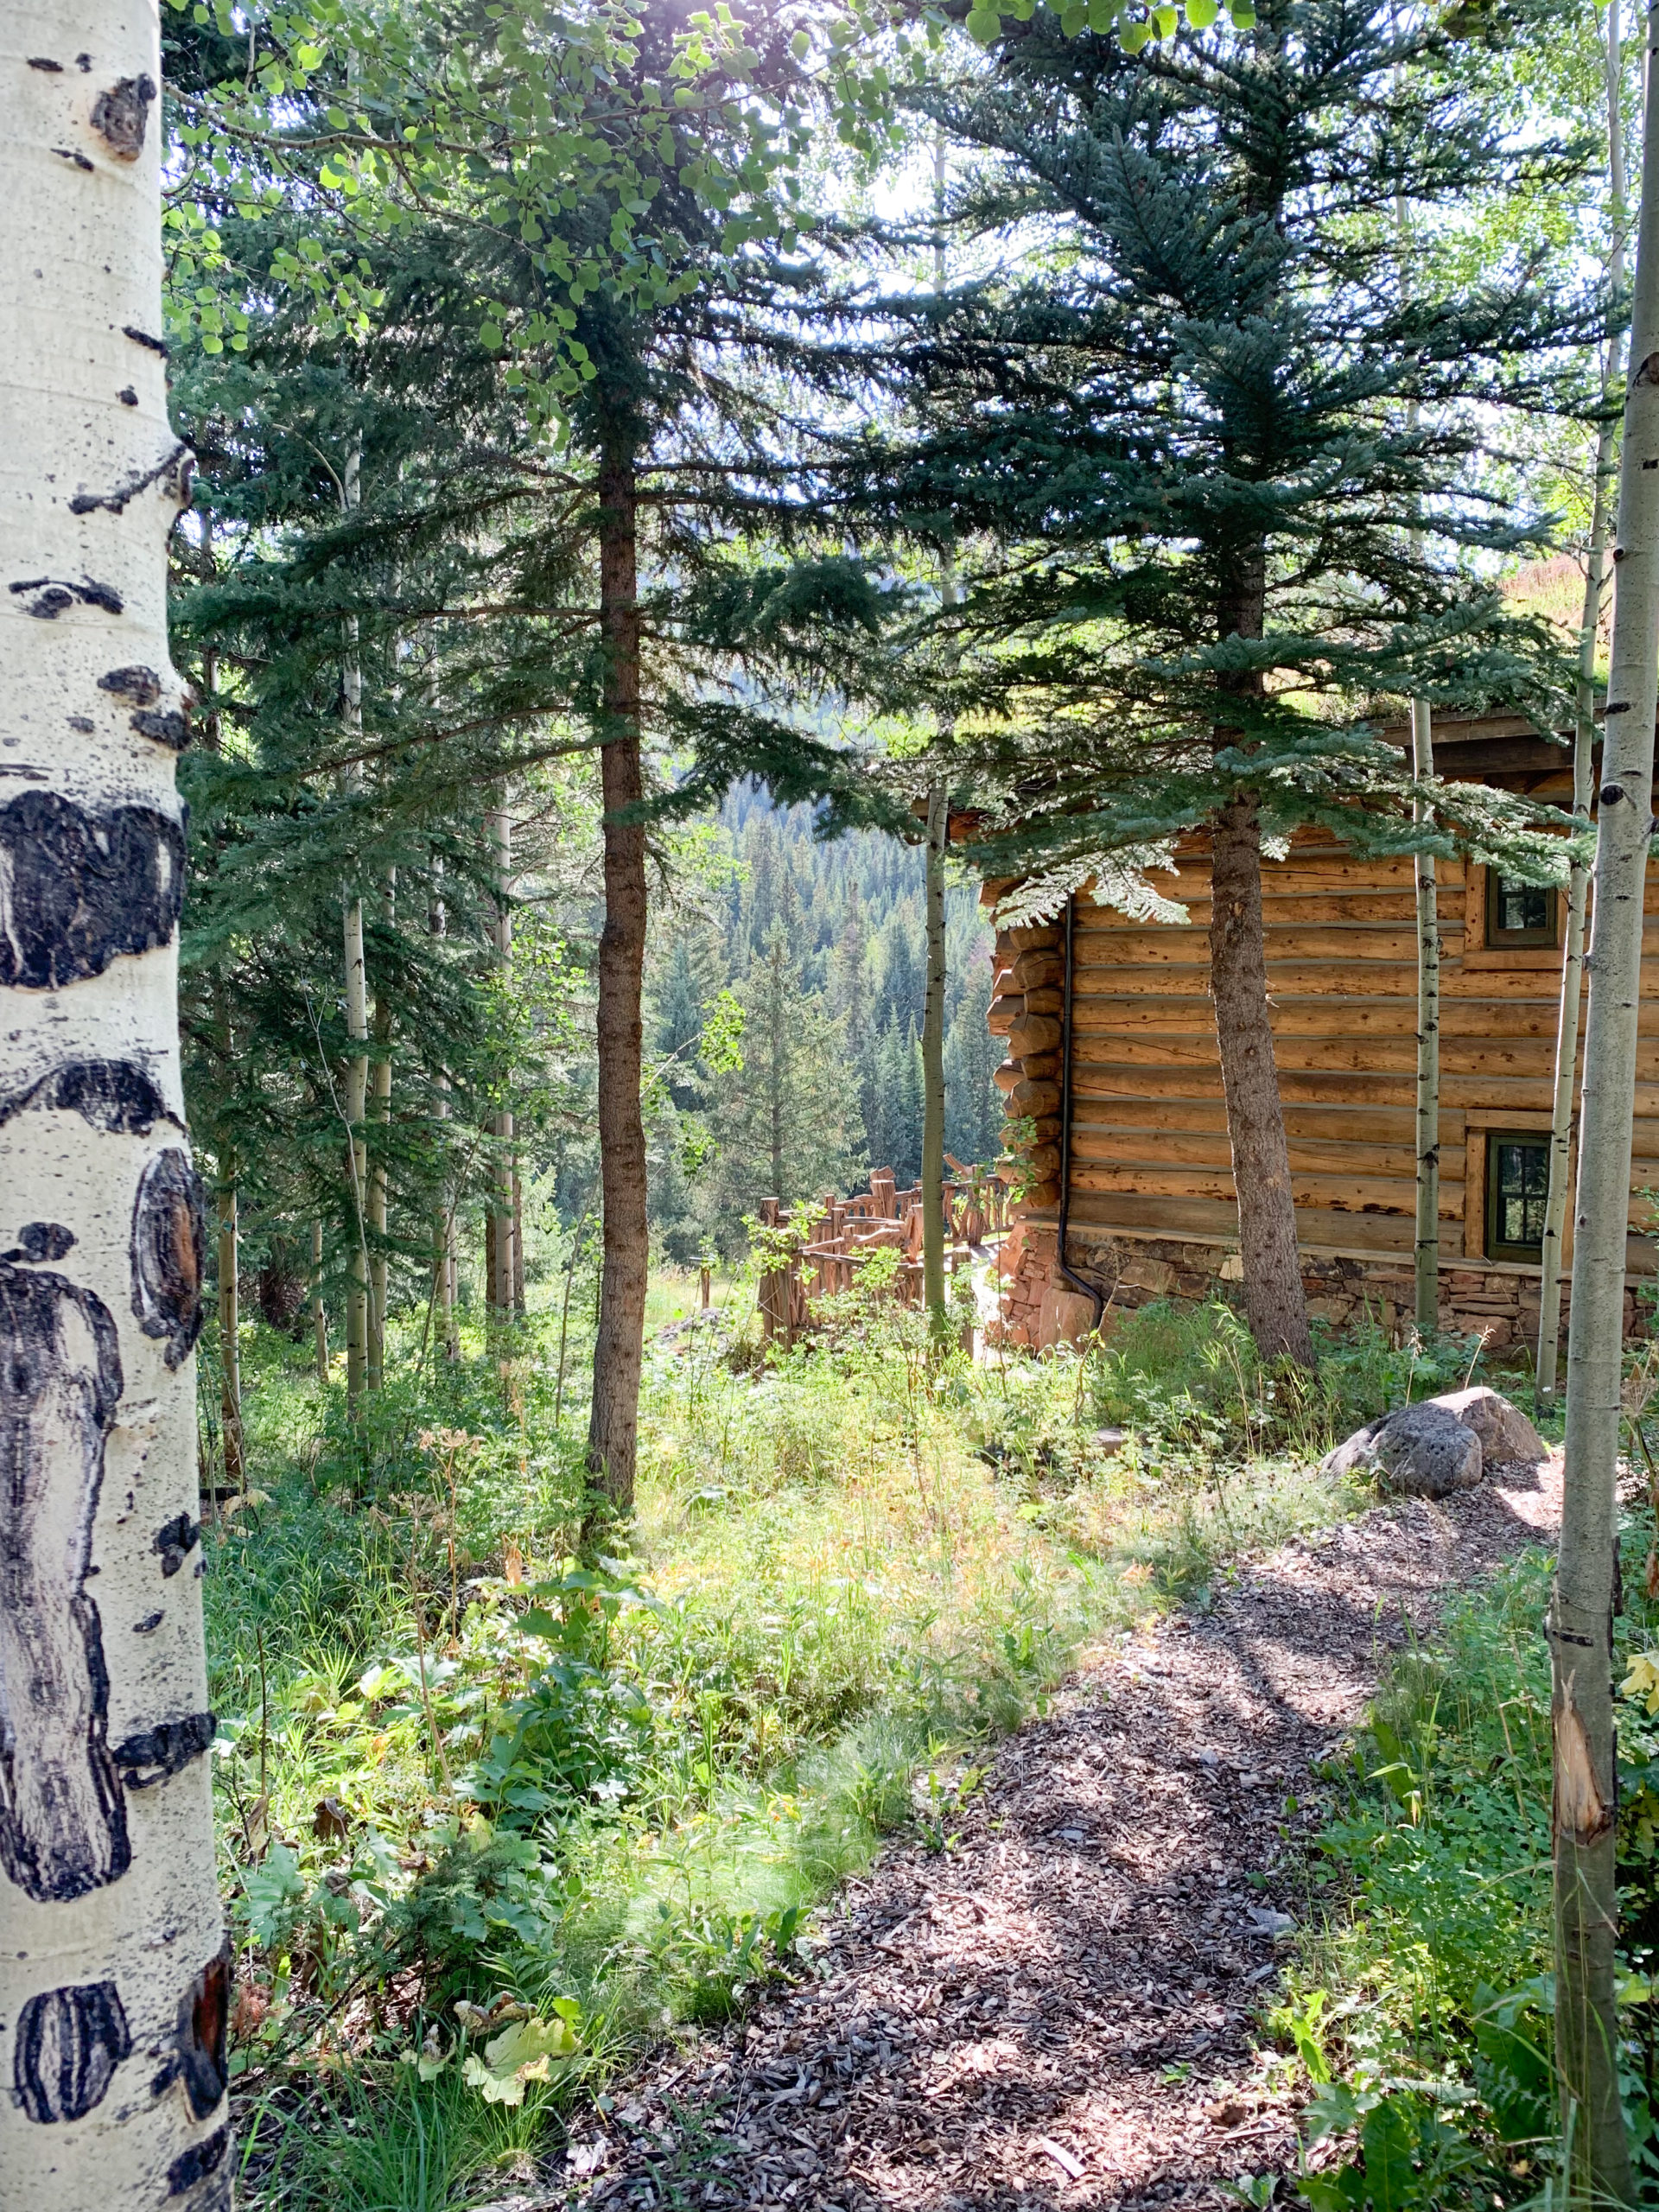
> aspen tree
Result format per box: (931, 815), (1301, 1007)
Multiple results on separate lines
(1411, 698), (1440, 1336)
(922, 781), (949, 1330)
(1553, 0), (1659, 2194)
(0, 8), (230, 2202)
(1540, 0), (1627, 1403)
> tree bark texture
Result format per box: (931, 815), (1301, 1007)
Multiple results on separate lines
(368, 988), (391, 1388)
(1541, 0), (1625, 1405)
(342, 893), (369, 1402)
(1209, 543), (1313, 1368)
(587, 443), (649, 1519)
(312, 1218), (328, 1386)
(922, 782), (948, 1328)
(1411, 699), (1440, 1336)
(1209, 796), (1313, 1366)
(487, 803), (515, 1328)
(215, 1179), (240, 1491)
(1553, 4), (1658, 2196)
(0, 12), (231, 2202)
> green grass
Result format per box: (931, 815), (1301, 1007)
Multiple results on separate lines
(1268, 1507), (1659, 2208)
(210, 1283), (1433, 2205)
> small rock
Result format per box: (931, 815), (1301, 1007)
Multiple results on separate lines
(1246, 1906), (1295, 1939)
(1320, 1402), (1483, 1498)
(1427, 1385), (1547, 1466)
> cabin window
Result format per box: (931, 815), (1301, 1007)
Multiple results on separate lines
(1484, 870), (1558, 949)
(1485, 1135), (1550, 1260)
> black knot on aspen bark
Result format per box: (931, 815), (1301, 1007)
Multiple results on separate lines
(0, 1261), (129, 1904)
(111, 1709), (216, 1789)
(167, 2123), (229, 2198)
(151, 1514), (200, 1578)
(4, 1222), (77, 1263)
(131, 709), (189, 751)
(99, 664), (161, 704)
(13, 1981), (131, 2124)
(1634, 351), (1659, 388)
(89, 73), (155, 161)
(130, 1150), (206, 1370)
(0, 1059), (175, 1136)
(1602, 783), (1626, 805)
(0, 792), (183, 988)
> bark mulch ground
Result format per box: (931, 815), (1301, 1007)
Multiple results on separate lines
(540, 1458), (1562, 2212)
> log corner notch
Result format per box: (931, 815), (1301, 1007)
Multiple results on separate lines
(983, 886), (1065, 1212)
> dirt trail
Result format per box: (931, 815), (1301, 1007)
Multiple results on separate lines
(561, 1460), (1561, 2212)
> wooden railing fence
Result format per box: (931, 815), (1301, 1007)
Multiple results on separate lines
(754, 1163), (1008, 1345)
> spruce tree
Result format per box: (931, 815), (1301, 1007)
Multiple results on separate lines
(844, 0), (1592, 1363)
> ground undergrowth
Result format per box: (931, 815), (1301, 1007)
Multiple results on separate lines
(1273, 1492), (1659, 2209)
(207, 1278), (1497, 2207)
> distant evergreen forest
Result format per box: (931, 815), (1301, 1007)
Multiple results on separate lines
(641, 790), (1006, 1262)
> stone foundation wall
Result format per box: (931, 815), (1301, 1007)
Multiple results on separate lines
(995, 1213), (1652, 1353)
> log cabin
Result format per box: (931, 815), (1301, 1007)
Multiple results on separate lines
(984, 714), (1659, 1355)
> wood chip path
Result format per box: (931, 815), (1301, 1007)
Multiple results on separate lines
(547, 1459), (1561, 2212)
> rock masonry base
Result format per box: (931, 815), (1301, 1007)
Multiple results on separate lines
(994, 1216), (1649, 1354)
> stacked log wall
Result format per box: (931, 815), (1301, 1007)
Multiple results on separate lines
(986, 815), (1659, 1352)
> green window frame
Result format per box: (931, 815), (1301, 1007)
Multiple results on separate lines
(1484, 869), (1559, 950)
(1485, 1134), (1551, 1261)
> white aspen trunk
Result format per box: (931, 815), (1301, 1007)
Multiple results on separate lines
(368, 1000), (389, 1385)
(342, 891), (369, 1401)
(922, 781), (948, 1328)
(215, 1178), (239, 1492)
(366, 868), (393, 1388)
(1541, 0), (1626, 1406)
(312, 1217), (328, 1385)
(0, 12), (231, 2205)
(430, 870), (460, 1359)
(1411, 700), (1440, 1335)
(488, 802), (515, 1326)
(1554, 3), (1656, 2196)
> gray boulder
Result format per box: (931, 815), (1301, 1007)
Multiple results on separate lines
(1320, 1402), (1483, 1497)
(1426, 1385), (1547, 1467)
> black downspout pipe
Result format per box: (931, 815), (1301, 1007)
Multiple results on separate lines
(1057, 893), (1107, 1334)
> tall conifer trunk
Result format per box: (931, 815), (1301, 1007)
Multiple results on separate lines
(340, 442), (368, 1405)
(1209, 552), (1314, 1367)
(0, 12), (230, 2198)
(587, 440), (649, 1519)
(1552, 0), (1659, 2192)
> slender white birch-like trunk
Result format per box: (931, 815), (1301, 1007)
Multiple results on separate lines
(216, 1175), (240, 1491)
(343, 887), (369, 1400)
(1553, 4), (1658, 2197)
(312, 1217), (329, 1385)
(1411, 699), (1440, 1333)
(367, 870), (393, 1388)
(1541, 0), (1627, 1404)
(0, 10), (230, 2203)
(922, 781), (949, 1331)
(488, 801), (515, 1327)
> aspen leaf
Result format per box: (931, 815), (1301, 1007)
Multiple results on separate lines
(1185, 0), (1219, 22)
(1622, 1650), (1659, 1714)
